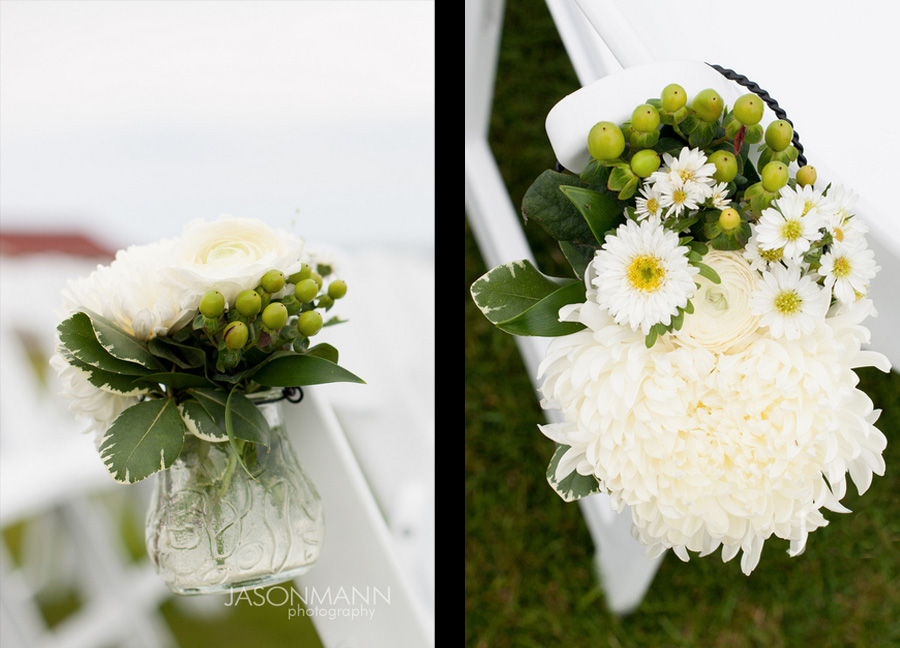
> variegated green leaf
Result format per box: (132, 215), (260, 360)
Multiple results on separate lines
(546, 443), (602, 502)
(98, 398), (184, 483)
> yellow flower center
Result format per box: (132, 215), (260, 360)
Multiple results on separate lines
(780, 219), (803, 241)
(646, 198), (659, 214)
(833, 226), (844, 242)
(802, 200), (815, 215)
(672, 189), (687, 205)
(628, 255), (666, 292)
(759, 246), (783, 263)
(832, 256), (852, 278)
(774, 290), (802, 315)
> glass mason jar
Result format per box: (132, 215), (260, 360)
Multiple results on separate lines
(145, 389), (324, 595)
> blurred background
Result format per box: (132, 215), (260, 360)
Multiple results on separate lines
(466, 1), (900, 646)
(1, 1), (434, 647)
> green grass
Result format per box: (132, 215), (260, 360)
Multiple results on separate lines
(465, 1), (900, 645)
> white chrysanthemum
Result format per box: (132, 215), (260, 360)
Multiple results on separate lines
(538, 295), (890, 575)
(589, 219), (698, 335)
(750, 263), (829, 339)
(819, 240), (879, 303)
(755, 201), (824, 262)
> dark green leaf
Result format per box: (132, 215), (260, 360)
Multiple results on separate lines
(250, 354), (365, 387)
(98, 398), (184, 483)
(497, 280), (587, 337)
(148, 337), (206, 369)
(138, 372), (217, 390)
(306, 343), (339, 364)
(558, 185), (622, 246)
(558, 240), (596, 280)
(521, 170), (595, 243)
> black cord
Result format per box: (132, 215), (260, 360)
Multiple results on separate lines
(254, 386), (304, 405)
(707, 63), (807, 167)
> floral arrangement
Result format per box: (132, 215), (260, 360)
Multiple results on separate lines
(470, 83), (891, 574)
(51, 215), (363, 485)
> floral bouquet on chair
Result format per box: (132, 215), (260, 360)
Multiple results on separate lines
(470, 82), (890, 574)
(51, 215), (363, 593)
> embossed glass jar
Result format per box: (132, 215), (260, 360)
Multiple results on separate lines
(145, 390), (324, 595)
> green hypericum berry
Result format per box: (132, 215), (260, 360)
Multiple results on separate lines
(261, 302), (288, 329)
(294, 278), (319, 303)
(661, 83), (687, 112)
(708, 150), (737, 183)
(310, 271), (323, 289)
(631, 104), (660, 132)
(288, 263), (312, 284)
(327, 280), (348, 300)
(796, 165), (817, 187)
(199, 290), (225, 318)
(587, 121), (625, 160)
(317, 295), (335, 310)
(761, 161), (789, 192)
(764, 120), (793, 152)
(223, 321), (248, 350)
(298, 310), (323, 337)
(691, 88), (723, 122)
(629, 149), (660, 178)
(718, 207), (741, 231)
(260, 270), (285, 293)
(733, 93), (764, 126)
(235, 289), (262, 317)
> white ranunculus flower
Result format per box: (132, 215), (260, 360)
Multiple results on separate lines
(671, 250), (761, 354)
(165, 214), (306, 303)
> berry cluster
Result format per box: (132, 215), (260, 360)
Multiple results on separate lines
(195, 265), (347, 371)
(585, 83), (817, 251)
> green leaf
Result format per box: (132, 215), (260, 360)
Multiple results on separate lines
(148, 337), (206, 369)
(82, 310), (161, 370)
(521, 170), (595, 243)
(644, 328), (658, 349)
(578, 159), (611, 187)
(250, 354), (365, 387)
(694, 262), (721, 284)
(186, 388), (270, 447)
(546, 444), (601, 502)
(305, 343), (339, 364)
(497, 280), (587, 337)
(558, 240), (596, 280)
(178, 398), (228, 442)
(470, 260), (574, 328)
(57, 312), (152, 376)
(558, 185), (622, 246)
(98, 398), (184, 483)
(606, 163), (637, 192)
(57, 348), (150, 396)
(138, 372), (217, 390)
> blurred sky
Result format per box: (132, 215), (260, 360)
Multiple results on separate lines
(0, 0), (434, 253)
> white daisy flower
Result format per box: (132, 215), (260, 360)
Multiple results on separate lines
(750, 263), (829, 339)
(657, 175), (710, 218)
(755, 201), (824, 262)
(589, 218), (699, 335)
(819, 240), (879, 303)
(634, 183), (664, 224)
(654, 147), (717, 190)
(708, 182), (732, 210)
(743, 224), (784, 272)
(775, 183), (832, 218)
